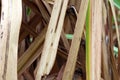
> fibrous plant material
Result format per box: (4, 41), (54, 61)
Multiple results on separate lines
(102, 2), (111, 80)
(0, 0), (120, 80)
(35, 0), (69, 80)
(35, 0), (50, 23)
(0, 0), (22, 80)
(89, 0), (102, 79)
(109, 0), (120, 53)
(18, 27), (47, 75)
(62, 0), (89, 80)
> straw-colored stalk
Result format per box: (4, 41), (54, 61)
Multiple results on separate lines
(0, 0), (22, 80)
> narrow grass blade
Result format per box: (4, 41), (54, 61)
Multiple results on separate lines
(62, 0), (89, 79)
